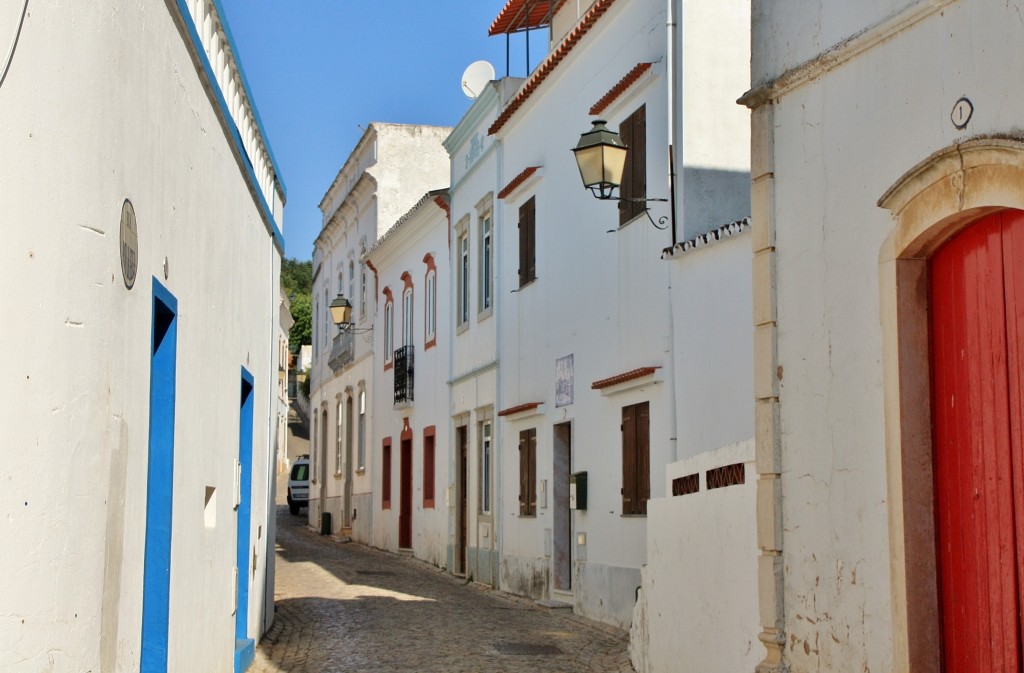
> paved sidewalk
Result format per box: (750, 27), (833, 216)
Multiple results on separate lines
(251, 507), (634, 673)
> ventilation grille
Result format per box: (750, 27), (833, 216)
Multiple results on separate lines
(706, 463), (745, 490)
(672, 473), (699, 496)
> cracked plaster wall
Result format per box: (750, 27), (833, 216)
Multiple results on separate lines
(761, 2), (1024, 671)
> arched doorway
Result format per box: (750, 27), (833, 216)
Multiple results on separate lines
(930, 209), (1024, 672)
(878, 139), (1024, 673)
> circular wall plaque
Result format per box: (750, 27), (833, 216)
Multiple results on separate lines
(120, 199), (138, 289)
(951, 97), (973, 130)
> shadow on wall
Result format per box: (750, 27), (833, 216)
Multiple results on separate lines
(682, 167), (751, 240)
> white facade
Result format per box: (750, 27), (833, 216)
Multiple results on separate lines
(311, 123), (450, 543)
(485, 0), (751, 629)
(365, 191), (451, 565)
(743, 2), (1024, 672)
(443, 77), (522, 585)
(0, 2), (285, 672)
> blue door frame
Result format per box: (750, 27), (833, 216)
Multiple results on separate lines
(141, 280), (178, 673)
(235, 369), (255, 672)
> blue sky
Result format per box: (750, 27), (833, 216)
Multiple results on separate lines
(218, 0), (546, 260)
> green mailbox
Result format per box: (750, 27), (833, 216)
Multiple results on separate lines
(569, 471), (587, 510)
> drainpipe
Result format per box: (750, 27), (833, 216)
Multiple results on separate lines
(666, 0), (682, 462)
(264, 226), (278, 634)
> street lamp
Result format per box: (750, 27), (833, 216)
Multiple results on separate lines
(571, 119), (676, 237)
(571, 119), (628, 200)
(329, 293), (371, 333)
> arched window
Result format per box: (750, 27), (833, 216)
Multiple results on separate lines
(348, 261), (355, 309)
(383, 291), (394, 365)
(403, 288), (413, 347)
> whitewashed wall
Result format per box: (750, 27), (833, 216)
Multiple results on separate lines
(444, 79), (521, 585)
(747, 1), (1022, 671)
(0, 2), (282, 671)
(367, 195), (451, 566)
(494, 0), (672, 628)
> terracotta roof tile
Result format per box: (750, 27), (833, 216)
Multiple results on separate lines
(591, 366), (660, 390)
(498, 401), (543, 416)
(498, 166), (541, 199)
(589, 62), (653, 115)
(489, 0), (619, 136)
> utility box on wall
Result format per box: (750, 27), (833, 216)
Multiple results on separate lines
(570, 471), (587, 510)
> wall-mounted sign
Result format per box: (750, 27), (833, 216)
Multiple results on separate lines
(119, 199), (138, 289)
(555, 354), (574, 408)
(951, 96), (973, 130)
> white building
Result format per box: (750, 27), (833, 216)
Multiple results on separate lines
(443, 76), (523, 584)
(741, 2), (1024, 672)
(364, 190), (451, 564)
(483, 0), (751, 630)
(311, 123), (450, 543)
(0, 2), (285, 672)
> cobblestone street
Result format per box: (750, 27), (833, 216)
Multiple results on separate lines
(251, 506), (634, 673)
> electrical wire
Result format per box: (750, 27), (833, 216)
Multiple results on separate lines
(0, 0), (29, 90)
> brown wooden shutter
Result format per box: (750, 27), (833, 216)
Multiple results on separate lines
(619, 105), (647, 226)
(423, 432), (435, 507)
(519, 428), (537, 516)
(621, 402), (650, 515)
(527, 429), (536, 516)
(519, 198), (536, 287)
(622, 406), (636, 514)
(637, 402), (650, 515)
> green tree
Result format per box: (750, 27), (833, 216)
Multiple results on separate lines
(282, 257), (312, 351)
(281, 258), (312, 297)
(288, 293), (312, 350)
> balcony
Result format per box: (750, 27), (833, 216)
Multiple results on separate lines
(394, 345), (414, 405)
(327, 330), (355, 373)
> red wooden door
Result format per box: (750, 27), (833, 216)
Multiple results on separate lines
(399, 438), (413, 549)
(931, 210), (1024, 673)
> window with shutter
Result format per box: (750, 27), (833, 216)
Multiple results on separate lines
(621, 402), (650, 515)
(519, 428), (537, 516)
(518, 197), (536, 287)
(619, 105), (647, 226)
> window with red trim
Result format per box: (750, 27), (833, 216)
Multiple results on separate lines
(423, 426), (436, 508)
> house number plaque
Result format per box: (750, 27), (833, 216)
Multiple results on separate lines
(120, 199), (138, 289)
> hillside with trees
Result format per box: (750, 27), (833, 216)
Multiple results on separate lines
(282, 258), (312, 351)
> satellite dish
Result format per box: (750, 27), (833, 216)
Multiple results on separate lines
(461, 60), (495, 99)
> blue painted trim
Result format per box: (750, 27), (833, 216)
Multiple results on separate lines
(235, 368), (255, 672)
(172, 0), (286, 254)
(234, 638), (256, 673)
(141, 278), (179, 673)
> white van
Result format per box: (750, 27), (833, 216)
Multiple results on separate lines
(287, 456), (310, 515)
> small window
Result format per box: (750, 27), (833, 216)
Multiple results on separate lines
(335, 401), (343, 475)
(458, 232), (470, 325)
(619, 105), (647, 226)
(360, 264), (367, 319)
(480, 421), (492, 514)
(425, 270), (436, 343)
(403, 288), (413, 347)
(384, 299), (394, 363)
(519, 428), (537, 517)
(348, 261), (355, 310)
(289, 463), (309, 481)
(479, 214), (493, 314)
(518, 197), (536, 287)
(357, 389), (366, 470)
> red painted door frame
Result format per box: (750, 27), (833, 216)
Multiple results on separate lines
(930, 210), (1024, 672)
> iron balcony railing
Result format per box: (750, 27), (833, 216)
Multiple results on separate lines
(327, 330), (355, 373)
(393, 344), (414, 404)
